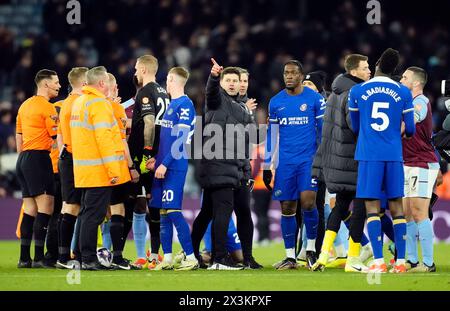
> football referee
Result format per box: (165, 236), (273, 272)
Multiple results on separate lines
(16, 69), (60, 268)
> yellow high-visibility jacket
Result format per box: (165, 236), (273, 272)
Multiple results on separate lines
(70, 86), (130, 188)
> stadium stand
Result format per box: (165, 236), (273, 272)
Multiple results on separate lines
(1, 0), (450, 197)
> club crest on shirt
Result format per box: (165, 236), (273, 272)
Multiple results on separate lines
(142, 97), (149, 104)
(300, 104), (307, 112)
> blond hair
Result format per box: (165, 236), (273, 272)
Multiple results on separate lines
(169, 66), (190, 83)
(107, 72), (116, 85)
(68, 67), (88, 88)
(137, 55), (158, 74)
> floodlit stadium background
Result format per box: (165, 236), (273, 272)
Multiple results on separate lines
(1, 0), (450, 242)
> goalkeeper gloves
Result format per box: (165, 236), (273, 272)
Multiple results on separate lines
(140, 147), (154, 174)
(140, 155), (150, 174)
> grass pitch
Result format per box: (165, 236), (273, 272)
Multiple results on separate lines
(1, 240), (449, 291)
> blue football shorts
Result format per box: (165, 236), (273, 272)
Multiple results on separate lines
(203, 218), (241, 253)
(356, 161), (404, 200)
(272, 161), (317, 201)
(150, 169), (187, 210)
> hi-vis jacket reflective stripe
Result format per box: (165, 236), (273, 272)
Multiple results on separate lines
(70, 86), (130, 188)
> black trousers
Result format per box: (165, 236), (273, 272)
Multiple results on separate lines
(78, 187), (112, 263)
(191, 185), (254, 261)
(252, 190), (272, 241)
(191, 190), (213, 258)
(315, 181), (326, 252)
(326, 190), (366, 243)
(209, 187), (234, 261)
(233, 184), (254, 260)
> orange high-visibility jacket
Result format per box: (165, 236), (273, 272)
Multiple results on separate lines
(70, 86), (130, 188)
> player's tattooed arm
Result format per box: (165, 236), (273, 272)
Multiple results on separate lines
(143, 114), (156, 150)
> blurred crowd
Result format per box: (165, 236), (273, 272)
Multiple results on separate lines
(1, 0), (450, 197)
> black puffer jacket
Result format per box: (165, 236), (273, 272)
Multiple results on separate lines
(312, 73), (364, 193)
(237, 94), (258, 182)
(199, 75), (254, 188)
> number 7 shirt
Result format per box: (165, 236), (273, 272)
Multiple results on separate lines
(348, 76), (415, 162)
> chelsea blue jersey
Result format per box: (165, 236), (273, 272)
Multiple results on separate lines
(265, 87), (325, 166)
(348, 76), (414, 162)
(156, 95), (196, 171)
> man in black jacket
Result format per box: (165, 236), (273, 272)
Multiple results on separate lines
(191, 59), (260, 270)
(311, 54), (372, 272)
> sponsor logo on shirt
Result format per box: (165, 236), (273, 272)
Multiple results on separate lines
(179, 108), (190, 121)
(160, 119), (173, 128)
(279, 117), (309, 125)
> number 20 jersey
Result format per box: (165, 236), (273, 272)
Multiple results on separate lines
(128, 81), (170, 160)
(348, 76), (414, 162)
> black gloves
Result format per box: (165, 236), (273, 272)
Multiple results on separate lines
(263, 170), (273, 191)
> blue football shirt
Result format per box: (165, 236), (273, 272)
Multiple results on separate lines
(265, 86), (325, 166)
(156, 95), (196, 171)
(348, 76), (414, 162)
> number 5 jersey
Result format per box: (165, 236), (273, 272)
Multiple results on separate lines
(348, 76), (414, 162)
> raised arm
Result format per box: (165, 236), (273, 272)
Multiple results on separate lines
(205, 58), (224, 110)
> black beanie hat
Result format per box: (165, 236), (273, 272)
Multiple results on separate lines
(304, 71), (327, 93)
(376, 48), (400, 75)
